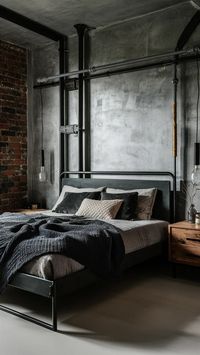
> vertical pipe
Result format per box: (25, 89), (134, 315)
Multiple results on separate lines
(172, 60), (178, 222)
(59, 37), (67, 190)
(64, 38), (69, 175)
(74, 24), (89, 177)
(84, 29), (91, 177)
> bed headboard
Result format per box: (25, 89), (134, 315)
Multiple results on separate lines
(62, 177), (171, 222)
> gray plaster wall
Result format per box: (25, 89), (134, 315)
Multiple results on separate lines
(28, 42), (60, 208)
(29, 2), (200, 214)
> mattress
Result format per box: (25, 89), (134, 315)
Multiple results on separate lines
(21, 212), (168, 280)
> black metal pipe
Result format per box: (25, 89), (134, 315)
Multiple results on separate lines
(172, 61), (178, 222)
(59, 38), (66, 190)
(36, 48), (195, 83)
(88, 60), (174, 80)
(176, 11), (200, 51)
(74, 24), (89, 177)
(34, 52), (200, 89)
(64, 40), (69, 176)
(87, 53), (200, 81)
(0, 5), (65, 41)
(84, 30), (91, 177)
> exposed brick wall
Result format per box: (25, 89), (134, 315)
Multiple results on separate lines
(0, 40), (27, 212)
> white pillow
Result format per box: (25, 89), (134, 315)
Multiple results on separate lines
(75, 198), (123, 219)
(106, 187), (157, 220)
(52, 185), (105, 211)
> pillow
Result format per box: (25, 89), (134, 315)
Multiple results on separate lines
(106, 187), (157, 220)
(75, 198), (123, 219)
(101, 191), (138, 220)
(52, 185), (105, 211)
(53, 191), (101, 214)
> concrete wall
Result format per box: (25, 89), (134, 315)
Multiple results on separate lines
(28, 42), (60, 208)
(29, 2), (200, 216)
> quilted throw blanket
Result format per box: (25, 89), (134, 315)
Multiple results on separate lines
(0, 214), (125, 293)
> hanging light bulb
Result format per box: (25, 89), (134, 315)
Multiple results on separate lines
(191, 165), (200, 185)
(39, 149), (47, 182)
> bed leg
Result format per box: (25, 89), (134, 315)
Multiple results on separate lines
(52, 282), (57, 331)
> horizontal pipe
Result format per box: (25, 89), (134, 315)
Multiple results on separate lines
(34, 51), (200, 89)
(36, 48), (195, 84)
(88, 60), (174, 80)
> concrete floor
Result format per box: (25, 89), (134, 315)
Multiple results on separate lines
(0, 263), (200, 355)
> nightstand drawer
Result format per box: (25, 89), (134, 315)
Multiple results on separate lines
(169, 221), (200, 268)
(171, 243), (200, 266)
(169, 224), (200, 266)
(170, 228), (200, 244)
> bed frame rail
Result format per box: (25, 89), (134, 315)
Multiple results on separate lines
(0, 273), (57, 331)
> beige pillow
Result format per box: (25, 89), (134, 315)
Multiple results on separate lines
(106, 188), (157, 220)
(52, 185), (105, 211)
(75, 198), (123, 219)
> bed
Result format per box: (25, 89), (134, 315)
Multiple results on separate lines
(0, 174), (172, 331)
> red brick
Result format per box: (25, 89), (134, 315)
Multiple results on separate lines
(0, 40), (27, 212)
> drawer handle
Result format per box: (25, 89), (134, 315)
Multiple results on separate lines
(176, 239), (186, 244)
(186, 237), (200, 243)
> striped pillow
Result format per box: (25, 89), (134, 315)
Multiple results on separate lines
(75, 198), (123, 219)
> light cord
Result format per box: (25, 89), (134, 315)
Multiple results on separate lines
(40, 89), (44, 150)
(196, 56), (200, 142)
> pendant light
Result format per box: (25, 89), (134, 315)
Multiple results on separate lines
(38, 89), (47, 183)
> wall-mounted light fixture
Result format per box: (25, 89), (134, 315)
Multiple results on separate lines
(38, 89), (47, 183)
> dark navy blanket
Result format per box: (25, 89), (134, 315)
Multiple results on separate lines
(0, 214), (125, 293)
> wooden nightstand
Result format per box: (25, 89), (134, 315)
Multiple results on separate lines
(168, 221), (200, 268)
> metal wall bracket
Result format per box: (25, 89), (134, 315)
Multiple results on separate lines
(65, 79), (79, 91)
(60, 124), (79, 135)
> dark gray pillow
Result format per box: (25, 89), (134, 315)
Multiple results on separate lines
(53, 191), (101, 214)
(101, 191), (138, 220)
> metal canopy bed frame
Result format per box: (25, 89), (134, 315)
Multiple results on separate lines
(0, 3), (199, 331)
(0, 171), (173, 331)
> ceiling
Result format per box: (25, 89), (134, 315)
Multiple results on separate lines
(0, 0), (195, 48)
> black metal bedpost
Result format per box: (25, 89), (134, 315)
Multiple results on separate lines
(51, 282), (57, 331)
(74, 24), (90, 178)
